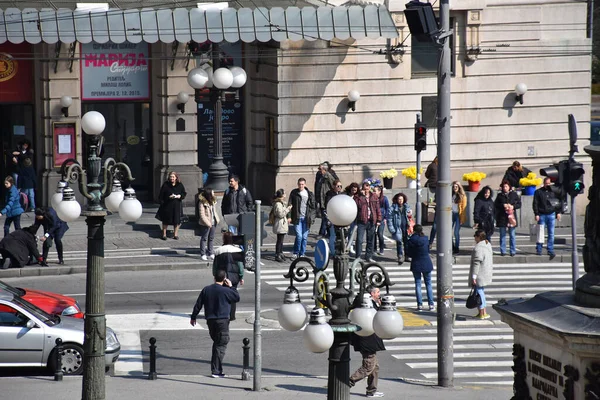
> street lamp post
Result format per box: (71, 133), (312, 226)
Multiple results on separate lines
(278, 195), (404, 400)
(187, 45), (247, 191)
(54, 111), (143, 400)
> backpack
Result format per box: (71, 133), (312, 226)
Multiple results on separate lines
(268, 207), (275, 225)
(19, 191), (28, 211)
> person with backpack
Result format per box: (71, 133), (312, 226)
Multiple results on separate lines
(17, 157), (36, 212)
(212, 232), (244, 321)
(270, 189), (292, 262)
(0, 176), (24, 237)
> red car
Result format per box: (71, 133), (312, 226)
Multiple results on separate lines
(0, 280), (84, 319)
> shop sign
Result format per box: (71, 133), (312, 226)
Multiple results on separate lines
(0, 43), (33, 103)
(81, 42), (150, 101)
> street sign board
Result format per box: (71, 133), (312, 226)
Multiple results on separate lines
(314, 239), (330, 271)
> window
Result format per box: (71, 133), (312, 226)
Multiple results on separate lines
(411, 18), (455, 78)
(0, 305), (27, 327)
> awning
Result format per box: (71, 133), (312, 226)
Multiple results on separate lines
(0, 5), (398, 44)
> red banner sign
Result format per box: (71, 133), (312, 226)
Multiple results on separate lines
(0, 43), (33, 103)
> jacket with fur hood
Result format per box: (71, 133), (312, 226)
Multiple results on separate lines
(197, 193), (220, 227)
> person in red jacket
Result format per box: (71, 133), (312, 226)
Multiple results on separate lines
(354, 182), (382, 262)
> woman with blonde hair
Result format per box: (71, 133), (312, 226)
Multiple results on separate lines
(451, 181), (467, 254)
(270, 189), (292, 262)
(157, 171), (186, 240)
(469, 229), (493, 319)
(197, 188), (219, 260)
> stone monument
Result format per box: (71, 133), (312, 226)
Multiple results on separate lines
(494, 145), (600, 400)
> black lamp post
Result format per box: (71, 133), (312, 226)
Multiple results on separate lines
(277, 195), (404, 400)
(54, 111), (143, 400)
(187, 43), (246, 191)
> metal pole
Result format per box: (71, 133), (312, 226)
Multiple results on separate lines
(205, 43), (229, 191)
(436, 0), (454, 388)
(416, 113), (422, 225)
(570, 195), (579, 290)
(82, 212), (107, 400)
(253, 200), (262, 391)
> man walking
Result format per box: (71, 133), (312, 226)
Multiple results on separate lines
(350, 285), (386, 398)
(289, 177), (317, 259)
(190, 269), (240, 378)
(494, 180), (521, 257)
(316, 163), (336, 237)
(221, 175), (254, 233)
(533, 177), (561, 260)
(355, 182), (382, 262)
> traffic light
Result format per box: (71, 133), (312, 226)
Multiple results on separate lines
(539, 160), (568, 186)
(567, 161), (585, 197)
(404, 1), (440, 42)
(414, 122), (427, 152)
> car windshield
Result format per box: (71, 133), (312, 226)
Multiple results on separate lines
(12, 295), (59, 326)
(0, 280), (25, 297)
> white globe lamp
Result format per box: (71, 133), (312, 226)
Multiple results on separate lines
(515, 83), (528, 96)
(60, 95), (73, 108)
(229, 66), (247, 89)
(278, 289), (308, 332)
(347, 90), (360, 103)
(51, 181), (68, 209)
(81, 111), (106, 136)
(303, 308), (334, 353)
(349, 294), (377, 337)
(187, 67), (209, 89)
(104, 180), (124, 213)
(326, 195), (358, 227)
(372, 294), (404, 339)
(118, 188), (143, 222)
(212, 67), (234, 89)
(176, 91), (189, 104)
(55, 187), (81, 222)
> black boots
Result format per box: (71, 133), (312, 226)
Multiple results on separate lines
(275, 253), (287, 263)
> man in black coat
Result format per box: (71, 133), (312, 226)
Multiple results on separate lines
(34, 207), (69, 265)
(494, 180), (522, 257)
(190, 269), (240, 378)
(221, 175), (254, 233)
(0, 226), (44, 269)
(533, 177), (562, 260)
(350, 286), (386, 398)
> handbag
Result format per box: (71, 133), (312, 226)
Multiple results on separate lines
(466, 287), (482, 309)
(180, 202), (189, 224)
(288, 224), (296, 236)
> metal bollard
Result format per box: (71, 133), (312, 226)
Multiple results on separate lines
(148, 337), (158, 380)
(242, 337), (251, 381)
(54, 338), (63, 382)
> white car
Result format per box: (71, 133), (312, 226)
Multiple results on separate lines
(0, 290), (120, 375)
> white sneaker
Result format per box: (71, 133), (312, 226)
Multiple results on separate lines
(201, 255), (208, 261)
(209, 254), (215, 260)
(291, 254), (298, 260)
(367, 392), (384, 398)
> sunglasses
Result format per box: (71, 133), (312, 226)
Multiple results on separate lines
(336, 185), (342, 188)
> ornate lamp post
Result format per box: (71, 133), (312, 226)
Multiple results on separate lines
(54, 111), (143, 400)
(187, 46), (247, 191)
(278, 195), (404, 400)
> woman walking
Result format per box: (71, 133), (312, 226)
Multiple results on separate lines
(157, 171), (186, 240)
(197, 188), (219, 261)
(271, 189), (292, 262)
(451, 181), (467, 254)
(469, 229), (494, 319)
(494, 180), (521, 256)
(387, 192), (412, 265)
(373, 186), (390, 256)
(406, 224), (435, 311)
(473, 186), (495, 243)
(0, 176), (24, 237)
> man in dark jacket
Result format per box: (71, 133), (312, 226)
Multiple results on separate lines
(212, 232), (244, 321)
(34, 207), (69, 265)
(288, 177), (317, 259)
(190, 269), (240, 378)
(406, 224), (435, 311)
(494, 180), (522, 257)
(0, 226), (44, 269)
(502, 160), (531, 190)
(316, 163), (336, 237)
(350, 285), (386, 398)
(221, 175), (254, 233)
(354, 182), (382, 262)
(533, 177), (562, 260)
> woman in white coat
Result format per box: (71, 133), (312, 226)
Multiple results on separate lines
(469, 229), (494, 319)
(271, 189), (292, 262)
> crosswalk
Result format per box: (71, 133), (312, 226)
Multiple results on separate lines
(261, 260), (578, 386)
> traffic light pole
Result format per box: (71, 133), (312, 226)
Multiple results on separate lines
(416, 114), (422, 225)
(436, 0), (454, 387)
(570, 194), (579, 290)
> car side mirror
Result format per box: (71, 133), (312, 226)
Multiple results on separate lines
(26, 320), (36, 329)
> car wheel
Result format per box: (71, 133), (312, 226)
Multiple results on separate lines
(49, 343), (84, 375)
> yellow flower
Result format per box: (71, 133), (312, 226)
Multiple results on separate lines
(379, 168), (398, 179)
(401, 166), (423, 180)
(520, 172), (543, 187)
(462, 172), (487, 183)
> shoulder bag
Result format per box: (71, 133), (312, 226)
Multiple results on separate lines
(466, 287), (482, 309)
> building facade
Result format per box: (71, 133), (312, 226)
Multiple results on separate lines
(0, 0), (592, 212)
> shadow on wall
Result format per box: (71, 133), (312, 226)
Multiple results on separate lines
(502, 93), (519, 117)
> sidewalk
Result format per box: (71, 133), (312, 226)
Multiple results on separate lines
(0, 374), (512, 400)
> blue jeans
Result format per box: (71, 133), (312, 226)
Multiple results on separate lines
(452, 211), (460, 249)
(328, 225), (336, 256)
(475, 285), (486, 310)
(412, 270), (434, 307)
(536, 213), (556, 255)
(429, 218), (436, 246)
(22, 188), (35, 210)
(319, 209), (328, 236)
(375, 221), (386, 253)
(293, 217), (309, 256)
(355, 221), (376, 260)
(4, 215), (21, 237)
(498, 226), (516, 255)
(393, 230), (405, 257)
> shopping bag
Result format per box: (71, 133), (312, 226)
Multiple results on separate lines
(466, 287), (482, 309)
(180, 203), (189, 224)
(536, 223), (545, 244)
(288, 224), (296, 236)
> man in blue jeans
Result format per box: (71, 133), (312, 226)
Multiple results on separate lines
(289, 178), (316, 259)
(494, 180), (521, 257)
(533, 177), (561, 260)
